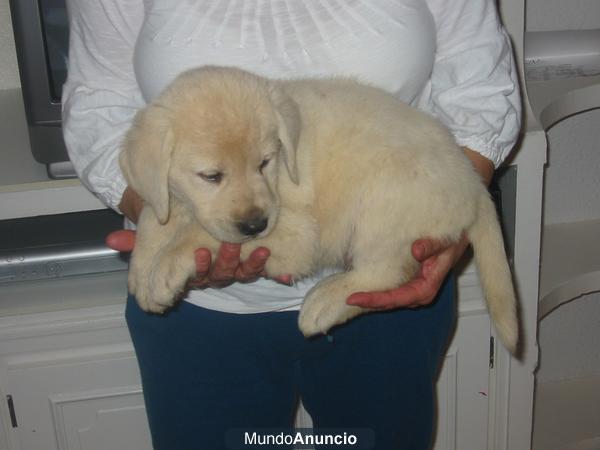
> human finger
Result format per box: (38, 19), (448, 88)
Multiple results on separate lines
(347, 273), (443, 310)
(106, 230), (136, 252)
(208, 242), (242, 284)
(195, 248), (213, 278)
(412, 238), (451, 262)
(235, 247), (270, 282)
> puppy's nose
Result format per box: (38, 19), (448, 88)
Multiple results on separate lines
(237, 217), (268, 236)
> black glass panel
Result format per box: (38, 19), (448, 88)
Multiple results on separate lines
(39, 0), (68, 102)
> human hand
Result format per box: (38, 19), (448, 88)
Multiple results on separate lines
(346, 234), (469, 310)
(106, 230), (292, 287)
(186, 243), (293, 288)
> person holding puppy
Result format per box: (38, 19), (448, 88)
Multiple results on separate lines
(63, 1), (521, 449)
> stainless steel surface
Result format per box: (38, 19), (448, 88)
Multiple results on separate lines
(0, 242), (127, 283)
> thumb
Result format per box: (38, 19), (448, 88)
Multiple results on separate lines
(412, 238), (448, 262)
(106, 230), (137, 252)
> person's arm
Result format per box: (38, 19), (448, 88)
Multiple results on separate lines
(464, 148), (495, 186)
(62, 0), (145, 213)
(420, 0), (522, 168)
(348, 0), (521, 309)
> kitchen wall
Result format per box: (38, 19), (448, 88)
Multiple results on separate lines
(527, 0), (600, 31)
(527, 0), (600, 384)
(0, 0), (20, 90)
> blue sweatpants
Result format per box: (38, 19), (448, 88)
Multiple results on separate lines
(126, 275), (456, 450)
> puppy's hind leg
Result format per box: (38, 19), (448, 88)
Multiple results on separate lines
(298, 235), (418, 337)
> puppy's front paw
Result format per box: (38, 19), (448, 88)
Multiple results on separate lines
(128, 263), (158, 312)
(298, 275), (365, 336)
(132, 275), (167, 314)
(144, 255), (196, 313)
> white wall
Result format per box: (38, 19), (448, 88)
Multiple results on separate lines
(527, 0), (600, 32)
(526, 0), (600, 383)
(0, 0), (21, 90)
(543, 111), (600, 226)
(537, 295), (600, 383)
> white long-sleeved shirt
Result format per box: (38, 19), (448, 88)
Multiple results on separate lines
(62, 0), (521, 314)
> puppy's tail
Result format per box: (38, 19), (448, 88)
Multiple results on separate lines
(468, 190), (518, 355)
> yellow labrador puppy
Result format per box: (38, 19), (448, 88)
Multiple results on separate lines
(121, 66), (518, 353)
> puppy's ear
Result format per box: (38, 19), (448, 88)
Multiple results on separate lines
(270, 85), (301, 185)
(120, 105), (175, 224)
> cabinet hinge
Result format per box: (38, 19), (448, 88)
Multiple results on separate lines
(489, 336), (495, 369)
(6, 395), (18, 428)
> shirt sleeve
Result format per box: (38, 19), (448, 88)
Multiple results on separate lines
(62, 0), (145, 212)
(421, 0), (522, 167)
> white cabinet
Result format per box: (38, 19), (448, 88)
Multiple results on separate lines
(0, 268), (497, 450)
(4, 348), (150, 450)
(0, 300), (151, 450)
(433, 274), (495, 450)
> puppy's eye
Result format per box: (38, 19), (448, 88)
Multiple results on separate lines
(197, 171), (223, 184)
(259, 157), (271, 173)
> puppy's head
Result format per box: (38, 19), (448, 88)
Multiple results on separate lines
(120, 67), (301, 243)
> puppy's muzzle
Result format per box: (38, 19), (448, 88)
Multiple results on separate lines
(236, 216), (269, 237)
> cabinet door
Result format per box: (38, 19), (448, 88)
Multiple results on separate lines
(433, 311), (493, 450)
(4, 344), (152, 450)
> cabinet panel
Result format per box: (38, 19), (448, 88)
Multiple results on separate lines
(433, 312), (492, 450)
(4, 344), (150, 450)
(51, 388), (150, 450)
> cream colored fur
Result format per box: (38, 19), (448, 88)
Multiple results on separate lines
(120, 66), (518, 353)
